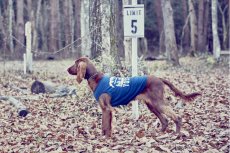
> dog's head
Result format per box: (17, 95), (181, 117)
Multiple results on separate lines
(67, 57), (95, 84)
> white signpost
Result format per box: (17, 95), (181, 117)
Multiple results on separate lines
(24, 21), (33, 74)
(123, 1), (144, 120)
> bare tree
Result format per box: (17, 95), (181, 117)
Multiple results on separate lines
(73, 0), (81, 57)
(123, 0), (132, 64)
(161, 0), (180, 65)
(0, 5), (5, 49)
(57, 0), (62, 51)
(50, 0), (59, 52)
(64, 1), (71, 48)
(33, 0), (42, 53)
(218, 3), (228, 50)
(181, 0), (190, 54)
(81, 0), (91, 57)
(89, 0), (102, 58)
(15, 0), (24, 58)
(101, 0), (111, 56)
(211, 0), (221, 59)
(69, 0), (75, 54)
(197, 0), (205, 53)
(203, 1), (210, 53)
(188, 0), (198, 56)
(40, 1), (49, 52)
(108, 0), (124, 65)
(229, 0), (230, 49)
(26, 0), (32, 20)
(115, 0), (125, 58)
(8, 0), (14, 55)
(154, 0), (165, 54)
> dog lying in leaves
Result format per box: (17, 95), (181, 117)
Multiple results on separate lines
(67, 57), (201, 137)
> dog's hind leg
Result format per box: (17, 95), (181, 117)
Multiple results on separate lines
(136, 94), (168, 132)
(99, 93), (113, 137)
(160, 105), (182, 133)
(145, 101), (169, 132)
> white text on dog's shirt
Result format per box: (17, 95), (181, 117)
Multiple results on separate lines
(109, 77), (130, 88)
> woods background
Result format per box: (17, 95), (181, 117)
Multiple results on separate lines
(0, 1), (229, 152)
(0, 0), (229, 64)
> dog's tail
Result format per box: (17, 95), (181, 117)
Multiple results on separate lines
(160, 78), (201, 101)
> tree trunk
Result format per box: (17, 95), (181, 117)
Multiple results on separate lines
(115, 0), (125, 59)
(69, 0), (75, 55)
(8, 0), (14, 55)
(138, 38), (148, 57)
(41, 1), (49, 53)
(154, 0), (165, 54)
(57, 0), (62, 52)
(26, 0), (36, 57)
(228, 0), (230, 49)
(101, 0), (111, 56)
(211, 0), (221, 59)
(110, 0), (123, 65)
(74, 0), (81, 57)
(138, 0), (148, 58)
(123, 0), (132, 64)
(0, 6), (5, 50)
(31, 80), (77, 97)
(26, 0), (32, 20)
(0, 96), (28, 117)
(161, 0), (180, 66)
(64, 0), (71, 55)
(16, 0), (24, 58)
(81, 0), (91, 57)
(89, 0), (102, 58)
(188, 0), (198, 56)
(50, 0), (59, 52)
(197, 0), (206, 53)
(33, 0), (42, 53)
(181, 0), (190, 54)
(203, 1), (210, 52)
(218, 4), (228, 50)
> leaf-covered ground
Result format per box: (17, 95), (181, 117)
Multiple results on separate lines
(0, 57), (229, 153)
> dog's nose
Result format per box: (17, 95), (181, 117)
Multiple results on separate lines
(67, 67), (71, 74)
(67, 67), (76, 75)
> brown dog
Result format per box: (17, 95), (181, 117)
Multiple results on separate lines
(67, 57), (201, 137)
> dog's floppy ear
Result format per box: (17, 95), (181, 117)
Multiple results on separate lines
(76, 58), (88, 84)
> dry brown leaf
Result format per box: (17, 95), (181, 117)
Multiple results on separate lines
(135, 129), (145, 139)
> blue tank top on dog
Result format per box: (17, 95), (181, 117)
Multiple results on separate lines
(94, 76), (147, 107)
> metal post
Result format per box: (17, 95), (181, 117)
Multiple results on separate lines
(131, 0), (139, 120)
(132, 37), (139, 120)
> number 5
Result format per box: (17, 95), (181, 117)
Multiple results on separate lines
(131, 20), (137, 34)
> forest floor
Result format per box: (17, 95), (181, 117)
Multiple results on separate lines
(0, 57), (229, 153)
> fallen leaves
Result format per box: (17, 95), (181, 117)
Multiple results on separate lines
(0, 57), (229, 152)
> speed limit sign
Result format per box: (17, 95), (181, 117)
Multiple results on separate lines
(123, 5), (144, 37)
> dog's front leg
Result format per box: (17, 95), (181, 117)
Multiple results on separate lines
(99, 93), (113, 137)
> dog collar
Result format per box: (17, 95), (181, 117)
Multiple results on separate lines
(87, 72), (99, 81)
